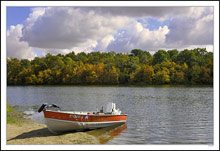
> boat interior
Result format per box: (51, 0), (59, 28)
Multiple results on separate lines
(46, 102), (122, 115)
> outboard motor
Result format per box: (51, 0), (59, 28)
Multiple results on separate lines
(38, 103), (48, 113)
(50, 104), (60, 109)
(38, 103), (61, 113)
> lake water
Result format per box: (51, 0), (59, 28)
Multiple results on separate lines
(7, 86), (213, 144)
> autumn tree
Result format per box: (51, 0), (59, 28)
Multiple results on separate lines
(142, 65), (155, 84)
(130, 64), (154, 84)
(102, 64), (119, 84)
(154, 68), (170, 84)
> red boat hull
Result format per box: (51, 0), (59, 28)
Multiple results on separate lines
(43, 110), (127, 133)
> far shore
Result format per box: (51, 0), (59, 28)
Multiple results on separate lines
(7, 84), (213, 87)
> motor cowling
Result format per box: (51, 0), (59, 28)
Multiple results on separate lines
(38, 103), (48, 113)
(38, 103), (61, 113)
(50, 104), (60, 109)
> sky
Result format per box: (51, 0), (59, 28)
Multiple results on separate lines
(6, 6), (214, 60)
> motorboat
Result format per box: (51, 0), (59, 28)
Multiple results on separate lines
(38, 102), (127, 134)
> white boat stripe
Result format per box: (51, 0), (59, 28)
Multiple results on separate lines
(45, 117), (127, 124)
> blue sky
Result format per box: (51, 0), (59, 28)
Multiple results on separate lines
(6, 6), (214, 59)
(137, 18), (170, 31)
(7, 7), (33, 29)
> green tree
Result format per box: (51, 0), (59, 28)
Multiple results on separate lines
(167, 49), (178, 63)
(87, 51), (102, 64)
(193, 48), (208, 66)
(102, 64), (119, 84)
(31, 57), (47, 75)
(128, 56), (140, 73)
(191, 65), (202, 84)
(17, 68), (33, 84)
(174, 71), (185, 84)
(65, 51), (76, 61)
(21, 59), (31, 68)
(130, 65), (142, 83)
(177, 49), (197, 68)
(205, 52), (213, 68)
(131, 49), (152, 64)
(46, 54), (64, 70)
(181, 62), (189, 83)
(7, 58), (23, 85)
(76, 52), (88, 63)
(152, 50), (170, 65)
(131, 49), (144, 56)
(200, 66), (212, 84)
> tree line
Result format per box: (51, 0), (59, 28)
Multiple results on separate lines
(7, 48), (213, 85)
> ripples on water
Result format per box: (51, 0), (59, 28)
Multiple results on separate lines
(7, 86), (213, 144)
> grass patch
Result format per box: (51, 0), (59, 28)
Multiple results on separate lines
(7, 117), (17, 123)
(7, 103), (22, 125)
(7, 103), (14, 113)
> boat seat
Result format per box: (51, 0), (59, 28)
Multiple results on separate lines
(105, 112), (113, 115)
(106, 102), (115, 113)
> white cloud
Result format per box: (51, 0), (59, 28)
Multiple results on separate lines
(186, 7), (213, 19)
(206, 45), (214, 52)
(7, 24), (37, 60)
(106, 21), (170, 52)
(163, 45), (214, 52)
(21, 7), (131, 50)
(188, 14), (214, 44)
(39, 48), (72, 57)
(83, 7), (190, 19)
(94, 35), (115, 51)
(165, 7), (213, 48)
(40, 38), (99, 56)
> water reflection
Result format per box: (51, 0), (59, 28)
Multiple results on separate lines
(86, 123), (127, 144)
